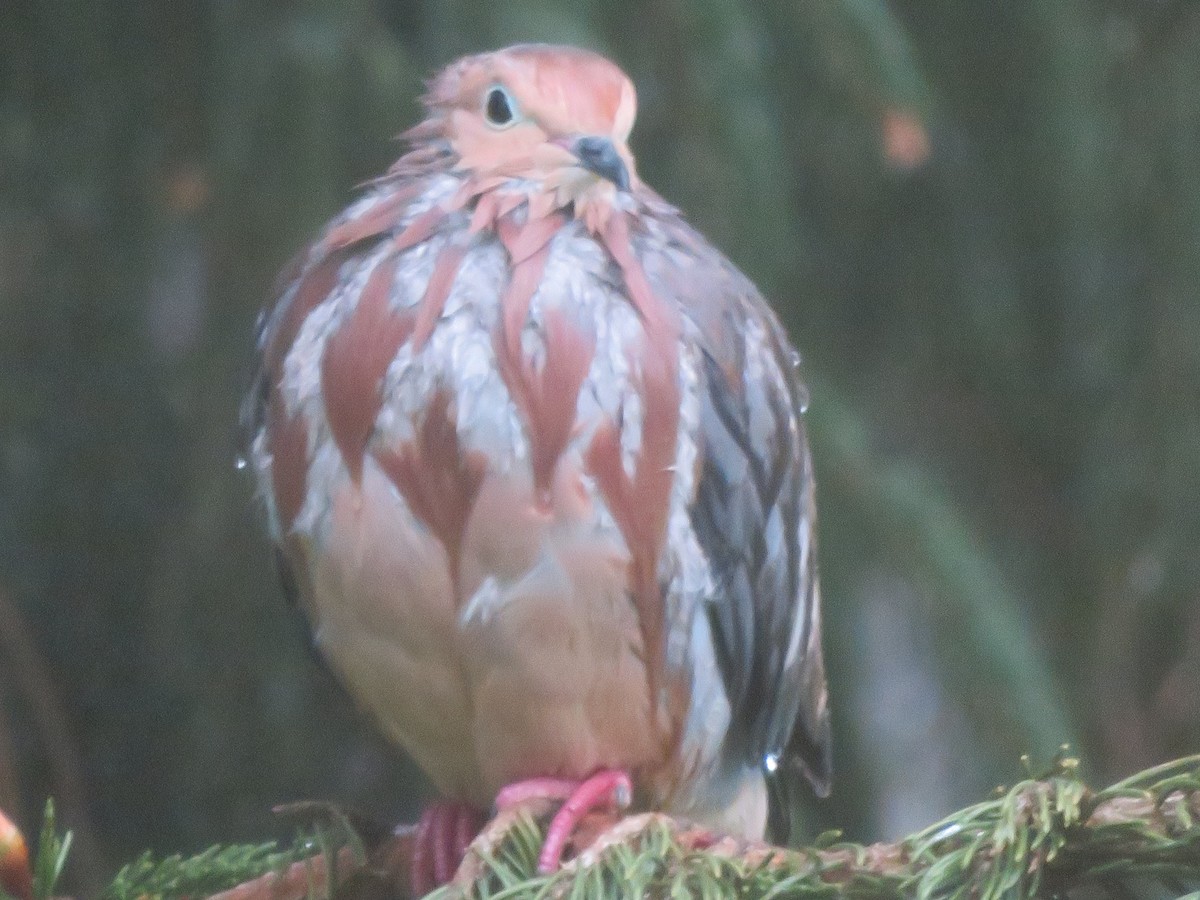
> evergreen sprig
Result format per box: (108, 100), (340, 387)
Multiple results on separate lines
(100, 842), (296, 900)
(97, 801), (369, 900)
(10, 753), (1187, 899)
(31, 800), (71, 900)
(430, 752), (1200, 900)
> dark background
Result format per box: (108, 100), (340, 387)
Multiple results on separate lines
(2, 1), (1198, 892)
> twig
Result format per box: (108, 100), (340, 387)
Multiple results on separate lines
(10, 753), (1195, 899)
(207, 847), (356, 900)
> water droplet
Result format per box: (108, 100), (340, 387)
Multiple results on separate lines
(235, 455), (248, 471)
(764, 753), (779, 774)
(788, 349), (802, 370)
(796, 383), (811, 415)
(931, 823), (963, 843)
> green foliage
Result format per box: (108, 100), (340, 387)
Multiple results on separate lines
(4, 747), (1188, 900)
(431, 754), (1200, 900)
(49, 755), (1194, 899)
(97, 805), (366, 900)
(101, 841), (306, 900)
(30, 801), (71, 900)
(0, 800), (70, 900)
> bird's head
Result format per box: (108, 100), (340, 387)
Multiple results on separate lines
(416, 44), (639, 224)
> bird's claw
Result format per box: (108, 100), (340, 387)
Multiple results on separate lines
(537, 769), (632, 873)
(449, 769), (635, 889)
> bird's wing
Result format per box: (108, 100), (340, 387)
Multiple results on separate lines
(638, 203), (831, 816)
(242, 182), (415, 632)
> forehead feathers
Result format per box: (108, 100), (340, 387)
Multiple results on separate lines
(426, 44), (637, 139)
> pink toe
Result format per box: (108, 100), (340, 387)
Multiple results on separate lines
(495, 777), (581, 810)
(409, 801), (485, 896)
(537, 770), (633, 874)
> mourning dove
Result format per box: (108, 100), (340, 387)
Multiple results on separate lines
(245, 43), (830, 894)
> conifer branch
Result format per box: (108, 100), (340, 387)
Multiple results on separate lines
(427, 752), (1200, 899)
(5, 755), (1200, 899)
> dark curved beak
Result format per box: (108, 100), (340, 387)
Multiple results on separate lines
(571, 136), (630, 192)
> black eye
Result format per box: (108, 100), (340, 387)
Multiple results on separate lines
(485, 86), (516, 126)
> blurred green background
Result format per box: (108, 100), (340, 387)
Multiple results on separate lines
(2, 0), (1198, 892)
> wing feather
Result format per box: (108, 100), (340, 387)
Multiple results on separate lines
(637, 201), (831, 825)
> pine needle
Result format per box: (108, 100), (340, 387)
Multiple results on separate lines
(11, 753), (1191, 899)
(432, 754), (1200, 900)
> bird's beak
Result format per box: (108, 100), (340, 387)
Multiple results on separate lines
(570, 136), (631, 192)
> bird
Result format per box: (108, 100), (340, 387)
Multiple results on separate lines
(245, 43), (830, 895)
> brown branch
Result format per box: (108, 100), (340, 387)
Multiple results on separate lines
(207, 848), (358, 900)
(209, 758), (1200, 899)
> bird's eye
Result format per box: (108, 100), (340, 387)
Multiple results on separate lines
(484, 86), (517, 127)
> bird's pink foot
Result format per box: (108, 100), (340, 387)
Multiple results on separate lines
(494, 776), (581, 809)
(409, 800), (486, 897)
(495, 770), (633, 874)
